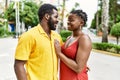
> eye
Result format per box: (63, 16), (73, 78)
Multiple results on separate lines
(69, 19), (74, 22)
(55, 15), (58, 18)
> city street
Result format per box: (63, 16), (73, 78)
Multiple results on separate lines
(0, 38), (17, 80)
(0, 30), (120, 80)
(88, 51), (120, 80)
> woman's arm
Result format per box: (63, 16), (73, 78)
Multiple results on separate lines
(54, 34), (92, 73)
(14, 60), (27, 80)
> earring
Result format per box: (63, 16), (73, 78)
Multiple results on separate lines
(80, 26), (82, 30)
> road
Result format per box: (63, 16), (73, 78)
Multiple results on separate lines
(88, 51), (120, 80)
(0, 30), (120, 80)
(0, 38), (17, 80)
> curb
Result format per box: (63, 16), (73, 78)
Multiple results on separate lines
(92, 49), (120, 57)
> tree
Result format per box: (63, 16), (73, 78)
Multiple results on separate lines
(90, 0), (120, 34)
(90, 9), (102, 29)
(110, 22), (120, 44)
(20, 1), (39, 29)
(61, 0), (66, 27)
(101, 0), (109, 42)
(6, 1), (42, 30)
(109, 0), (117, 23)
(7, 2), (15, 21)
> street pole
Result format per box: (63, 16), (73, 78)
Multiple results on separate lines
(15, 1), (18, 37)
(15, 0), (20, 38)
(3, 0), (8, 37)
(21, 0), (25, 33)
(17, 1), (20, 35)
(96, 0), (99, 35)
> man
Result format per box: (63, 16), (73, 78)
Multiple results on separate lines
(14, 4), (63, 80)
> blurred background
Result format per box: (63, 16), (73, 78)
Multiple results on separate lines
(0, 0), (120, 40)
(0, 0), (120, 43)
(0, 0), (120, 80)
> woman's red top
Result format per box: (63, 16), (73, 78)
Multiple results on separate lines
(60, 40), (88, 80)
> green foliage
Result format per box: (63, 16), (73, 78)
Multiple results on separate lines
(60, 30), (72, 42)
(90, 10), (102, 29)
(93, 42), (113, 51)
(114, 45), (120, 53)
(93, 42), (120, 54)
(90, 0), (120, 33)
(116, 10), (120, 22)
(71, 2), (80, 11)
(109, 0), (120, 23)
(0, 25), (14, 37)
(0, 22), (3, 27)
(90, 19), (96, 29)
(7, 2), (15, 21)
(110, 22), (120, 44)
(6, 1), (40, 29)
(20, 2), (39, 28)
(0, 26), (5, 36)
(110, 22), (120, 38)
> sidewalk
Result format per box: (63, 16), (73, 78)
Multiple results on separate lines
(0, 37), (17, 80)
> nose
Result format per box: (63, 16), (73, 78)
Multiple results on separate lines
(56, 20), (59, 24)
(56, 18), (59, 23)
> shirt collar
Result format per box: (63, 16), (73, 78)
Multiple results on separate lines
(37, 24), (46, 34)
(37, 24), (56, 36)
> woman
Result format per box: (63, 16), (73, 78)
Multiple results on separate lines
(54, 9), (92, 80)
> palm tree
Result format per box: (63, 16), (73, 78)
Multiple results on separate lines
(101, 0), (109, 42)
(57, 0), (67, 33)
(61, 0), (65, 27)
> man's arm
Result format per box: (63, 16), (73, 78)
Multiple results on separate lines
(14, 59), (27, 80)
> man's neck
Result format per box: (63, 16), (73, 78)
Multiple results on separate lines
(40, 22), (51, 34)
(40, 22), (51, 38)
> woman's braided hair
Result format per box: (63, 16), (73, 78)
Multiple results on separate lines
(70, 9), (88, 26)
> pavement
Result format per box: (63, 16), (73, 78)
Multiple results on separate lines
(0, 37), (17, 80)
(88, 51), (120, 80)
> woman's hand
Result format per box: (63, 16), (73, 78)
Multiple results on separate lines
(54, 39), (61, 56)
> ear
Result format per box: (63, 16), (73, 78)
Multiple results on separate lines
(80, 20), (84, 26)
(45, 13), (50, 20)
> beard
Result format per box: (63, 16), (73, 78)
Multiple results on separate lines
(48, 17), (56, 30)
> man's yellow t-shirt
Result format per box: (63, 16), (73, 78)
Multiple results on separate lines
(15, 24), (63, 80)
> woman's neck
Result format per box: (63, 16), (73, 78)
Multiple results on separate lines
(72, 30), (82, 37)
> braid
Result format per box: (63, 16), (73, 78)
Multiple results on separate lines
(70, 9), (88, 26)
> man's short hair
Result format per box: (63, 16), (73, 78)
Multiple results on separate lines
(38, 4), (57, 22)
